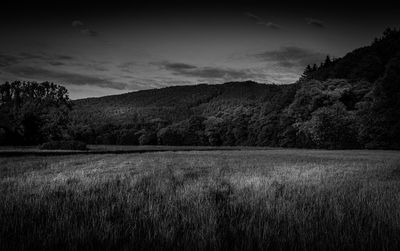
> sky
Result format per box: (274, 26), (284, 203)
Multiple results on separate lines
(1, 1), (399, 99)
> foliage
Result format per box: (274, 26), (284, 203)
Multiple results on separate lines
(137, 129), (157, 145)
(301, 27), (400, 83)
(0, 81), (71, 145)
(298, 103), (359, 149)
(67, 65), (399, 149)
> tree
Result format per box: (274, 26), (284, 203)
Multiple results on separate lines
(312, 64), (318, 72)
(300, 65), (313, 81)
(157, 126), (182, 145)
(204, 116), (224, 146)
(324, 55), (332, 67)
(0, 81), (71, 145)
(299, 103), (359, 149)
(358, 55), (400, 148)
(304, 64), (312, 75)
(136, 129), (157, 145)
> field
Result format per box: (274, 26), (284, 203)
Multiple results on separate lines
(1, 149), (400, 250)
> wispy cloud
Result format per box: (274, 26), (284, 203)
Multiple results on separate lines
(6, 66), (128, 90)
(0, 51), (111, 73)
(80, 28), (99, 37)
(0, 54), (20, 67)
(118, 61), (146, 73)
(18, 52), (75, 61)
(162, 62), (197, 70)
(155, 61), (255, 80)
(305, 17), (326, 28)
(245, 12), (282, 30)
(72, 20), (99, 37)
(252, 46), (326, 69)
(0, 52), (74, 67)
(72, 20), (84, 28)
(0, 52), (76, 68)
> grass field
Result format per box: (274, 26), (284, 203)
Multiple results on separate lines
(1, 149), (400, 250)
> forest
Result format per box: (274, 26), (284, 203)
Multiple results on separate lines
(1, 28), (400, 149)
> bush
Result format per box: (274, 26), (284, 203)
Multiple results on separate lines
(40, 140), (88, 150)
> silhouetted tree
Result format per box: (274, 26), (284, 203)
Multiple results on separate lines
(324, 55), (332, 67)
(312, 64), (318, 72)
(0, 81), (71, 145)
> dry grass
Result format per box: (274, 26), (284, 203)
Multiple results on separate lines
(1, 149), (400, 250)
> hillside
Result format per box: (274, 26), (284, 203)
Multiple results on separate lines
(70, 81), (300, 146)
(69, 28), (400, 149)
(302, 28), (400, 83)
(72, 81), (295, 124)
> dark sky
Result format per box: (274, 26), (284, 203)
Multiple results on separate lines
(1, 1), (399, 99)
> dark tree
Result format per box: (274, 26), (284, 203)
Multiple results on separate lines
(300, 65), (313, 81)
(0, 81), (71, 145)
(299, 103), (359, 149)
(324, 55), (332, 67)
(304, 64), (312, 74)
(312, 64), (318, 72)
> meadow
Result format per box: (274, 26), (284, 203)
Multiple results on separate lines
(1, 149), (400, 250)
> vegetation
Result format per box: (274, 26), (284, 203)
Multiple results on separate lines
(1, 149), (400, 250)
(1, 28), (400, 149)
(0, 81), (71, 145)
(66, 28), (400, 149)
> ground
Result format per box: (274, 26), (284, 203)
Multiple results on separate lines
(1, 149), (400, 250)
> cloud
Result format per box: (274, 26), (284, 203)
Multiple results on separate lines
(252, 46), (326, 69)
(118, 61), (140, 73)
(6, 66), (128, 90)
(305, 18), (325, 28)
(0, 52), (76, 68)
(72, 20), (99, 37)
(18, 52), (75, 61)
(161, 62), (197, 71)
(245, 12), (282, 30)
(0, 54), (20, 67)
(155, 61), (254, 80)
(72, 20), (84, 27)
(261, 22), (282, 30)
(48, 61), (66, 66)
(0, 51), (112, 79)
(154, 61), (300, 84)
(80, 28), (99, 37)
(54, 54), (75, 60)
(18, 52), (46, 60)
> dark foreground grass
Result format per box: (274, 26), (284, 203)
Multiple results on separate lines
(1, 150), (400, 250)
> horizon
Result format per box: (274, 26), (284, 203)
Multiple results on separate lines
(1, 1), (399, 99)
(72, 80), (283, 101)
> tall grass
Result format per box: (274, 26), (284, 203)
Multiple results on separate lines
(1, 150), (400, 250)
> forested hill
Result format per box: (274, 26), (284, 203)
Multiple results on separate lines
(2, 28), (399, 149)
(68, 28), (400, 149)
(301, 28), (400, 83)
(73, 82), (296, 124)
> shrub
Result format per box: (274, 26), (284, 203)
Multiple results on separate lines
(40, 140), (88, 150)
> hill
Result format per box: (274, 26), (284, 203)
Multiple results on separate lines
(68, 29), (400, 149)
(72, 82), (295, 124)
(70, 81), (299, 146)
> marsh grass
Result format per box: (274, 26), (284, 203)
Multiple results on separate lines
(1, 150), (400, 250)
